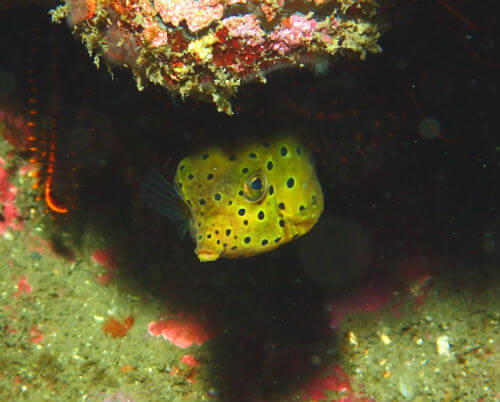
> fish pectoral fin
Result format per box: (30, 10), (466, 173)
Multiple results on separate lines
(141, 169), (190, 232)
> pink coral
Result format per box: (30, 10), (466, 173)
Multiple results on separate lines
(154, 0), (224, 32)
(270, 14), (318, 55)
(54, 0), (384, 113)
(222, 14), (265, 46)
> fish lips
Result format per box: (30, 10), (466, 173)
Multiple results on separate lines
(195, 246), (222, 262)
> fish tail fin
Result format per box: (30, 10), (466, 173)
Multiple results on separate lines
(141, 169), (190, 235)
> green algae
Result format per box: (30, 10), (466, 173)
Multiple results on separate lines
(0, 134), (213, 401)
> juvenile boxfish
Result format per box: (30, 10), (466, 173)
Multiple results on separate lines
(142, 133), (324, 262)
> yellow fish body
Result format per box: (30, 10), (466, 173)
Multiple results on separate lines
(143, 133), (324, 262)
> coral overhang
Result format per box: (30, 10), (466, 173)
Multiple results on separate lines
(51, 0), (390, 113)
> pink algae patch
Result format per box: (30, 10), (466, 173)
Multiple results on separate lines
(181, 354), (199, 366)
(300, 365), (350, 401)
(92, 245), (121, 284)
(327, 255), (435, 328)
(0, 157), (22, 234)
(300, 365), (371, 402)
(14, 275), (32, 298)
(92, 245), (120, 268)
(327, 278), (397, 329)
(29, 325), (43, 344)
(148, 315), (212, 348)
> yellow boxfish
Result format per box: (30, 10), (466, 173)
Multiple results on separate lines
(142, 133), (324, 262)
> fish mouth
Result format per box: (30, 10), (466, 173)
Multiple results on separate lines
(195, 248), (221, 262)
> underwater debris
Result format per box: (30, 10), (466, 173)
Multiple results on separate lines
(51, 0), (390, 114)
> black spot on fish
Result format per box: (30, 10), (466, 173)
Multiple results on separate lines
(238, 190), (244, 196)
(177, 182), (183, 189)
(217, 240), (220, 244)
(198, 235), (202, 239)
(267, 161), (273, 171)
(281, 147), (288, 156)
(238, 208), (245, 216)
(231, 246), (237, 250)
(215, 230), (219, 234)
(207, 234), (212, 238)
(269, 185), (274, 195)
(279, 202), (285, 209)
(180, 165), (185, 170)
(296, 147), (301, 155)
(279, 219), (284, 227)
(287, 178), (294, 188)
(299, 205), (305, 211)
(188, 174), (194, 180)
(293, 233), (299, 239)
(198, 222), (201, 227)
(275, 237), (281, 243)
(263, 142), (270, 148)
(258, 211), (264, 220)
(226, 229), (231, 236)
(202, 153), (209, 160)
(261, 239), (268, 245)
(186, 200), (192, 207)
(243, 220), (248, 225)
(228, 200), (233, 205)
(199, 199), (206, 205)
(249, 153), (256, 158)
(207, 173), (214, 180)
(214, 193), (221, 201)
(244, 236), (251, 243)
(242, 167), (249, 174)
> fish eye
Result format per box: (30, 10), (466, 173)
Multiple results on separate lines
(243, 171), (267, 202)
(251, 177), (262, 190)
